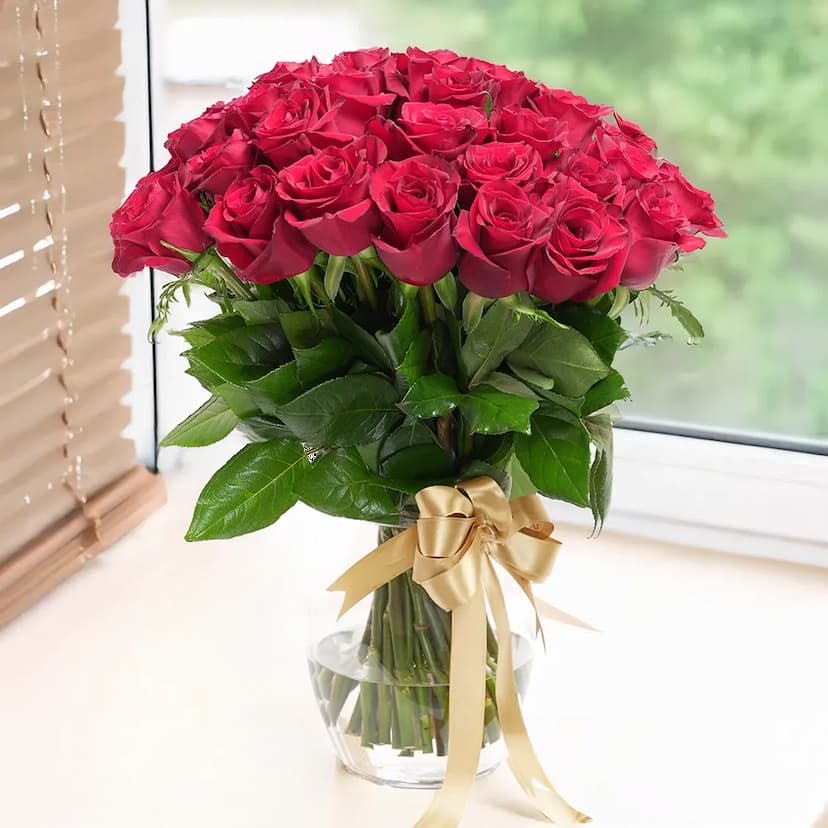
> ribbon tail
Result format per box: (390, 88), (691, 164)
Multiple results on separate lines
(414, 586), (488, 828)
(482, 558), (590, 825)
(535, 596), (600, 633)
(327, 527), (416, 619)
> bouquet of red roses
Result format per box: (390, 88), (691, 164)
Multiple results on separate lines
(111, 46), (723, 825)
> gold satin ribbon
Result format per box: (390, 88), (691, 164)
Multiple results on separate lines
(329, 476), (590, 827)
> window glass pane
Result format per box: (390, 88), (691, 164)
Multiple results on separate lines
(152, 0), (828, 447)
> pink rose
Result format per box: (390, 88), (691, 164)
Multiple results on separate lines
(180, 129), (257, 196)
(370, 156), (460, 286)
(454, 179), (550, 298)
(277, 136), (387, 255)
(110, 167), (208, 278)
(370, 102), (490, 161)
(529, 177), (629, 303)
(165, 102), (230, 161)
(460, 142), (542, 207)
(205, 166), (316, 283)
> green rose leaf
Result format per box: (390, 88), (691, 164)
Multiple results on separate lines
(215, 382), (261, 418)
(293, 336), (356, 387)
(459, 386), (538, 435)
(399, 374), (462, 419)
(434, 273), (458, 311)
(376, 298), (418, 366)
(515, 405), (591, 507)
(585, 415), (614, 534)
(295, 448), (400, 522)
(186, 439), (308, 541)
(236, 416), (294, 442)
(160, 395), (239, 448)
(379, 419), (452, 480)
(507, 323), (611, 397)
(582, 370), (630, 415)
(331, 308), (395, 372)
(248, 361), (302, 415)
(482, 371), (539, 399)
(461, 300), (534, 385)
(232, 300), (284, 325)
(188, 324), (288, 385)
(276, 374), (402, 447)
(280, 310), (325, 348)
(397, 329), (432, 385)
(556, 305), (627, 363)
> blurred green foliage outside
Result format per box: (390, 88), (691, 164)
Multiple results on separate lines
(168, 0), (828, 442)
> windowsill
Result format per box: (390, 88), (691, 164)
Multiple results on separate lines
(1, 467), (826, 827)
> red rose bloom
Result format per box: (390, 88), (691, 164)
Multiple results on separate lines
(460, 142), (542, 208)
(562, 151), (624, 202)
(529, 177), (629, 303)
(370, 156), (460, 286)
(419, 65), (492, 107)
(205, 165), (316, 283)
(180, 129), (257, 196)
(494, 106), (569, 163)
(621, 180), (706, 288)
(454, 179), (550, 298)
(657, 161), (726, 238)
(110, 167), (208, 278)
(255, 58), (319, 86)
(253, 85), (347, 168)
(313, 63), (397, 136)
(370, 102), (490, 161)
(613, 113), (657, 153)
(588, 122), (659, 185)
(530, 87), (612, 148)
(165, 102), (229, 161)
(277, 136), (387, 255)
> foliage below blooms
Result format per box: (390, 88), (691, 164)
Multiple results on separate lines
(110, 47), (724, 539)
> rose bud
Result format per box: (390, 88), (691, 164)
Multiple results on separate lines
(454, 179), (550, 298)
(277, 136), (387, 256)
(110, 167), (209, 278)
(204, 165), (316, 283)
(180, 129), (257, 197)
(620, 180), (707, 289)
(369, 102), (490, 161)
(460, 141), (542, 208)
(493, 106), (569, 164)
(529, 177), (630, 304)
(370, 156), (460, 286)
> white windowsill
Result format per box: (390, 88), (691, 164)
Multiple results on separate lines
(1, 466), (826, 828)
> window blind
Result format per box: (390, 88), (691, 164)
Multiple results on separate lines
(0, 0), (164, 626)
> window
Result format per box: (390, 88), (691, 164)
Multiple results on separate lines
(142, 0), (828, 560)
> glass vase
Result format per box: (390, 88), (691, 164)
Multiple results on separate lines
(307, 522), (535, 789)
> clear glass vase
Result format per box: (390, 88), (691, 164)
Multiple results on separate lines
(307, 522), (535, 789)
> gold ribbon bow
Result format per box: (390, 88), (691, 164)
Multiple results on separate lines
(329, 476), (589, 827)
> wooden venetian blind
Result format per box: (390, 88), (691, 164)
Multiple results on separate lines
(0, 0), (165, 626)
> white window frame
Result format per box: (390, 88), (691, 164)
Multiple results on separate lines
(120, 3), (828, 567)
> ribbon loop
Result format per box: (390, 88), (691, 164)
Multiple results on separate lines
(328, 477), (589, 826)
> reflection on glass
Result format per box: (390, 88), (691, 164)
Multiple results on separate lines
(153, 0), (828, 445)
